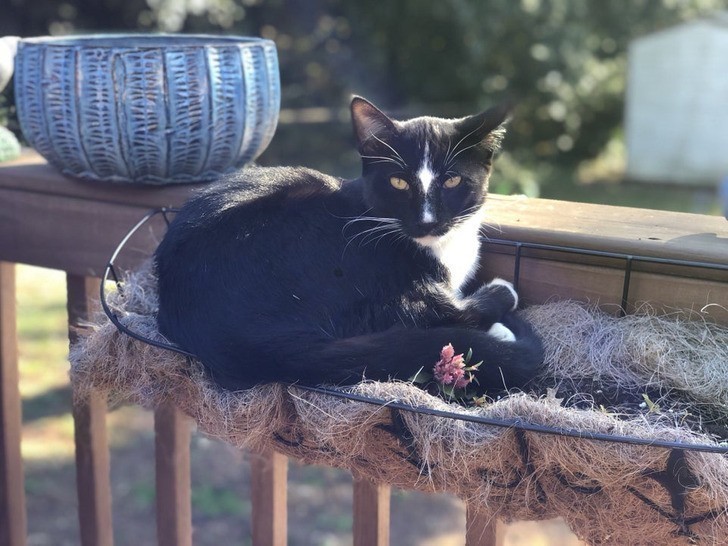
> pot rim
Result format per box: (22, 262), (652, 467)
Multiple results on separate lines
(18, 33), (275, 50)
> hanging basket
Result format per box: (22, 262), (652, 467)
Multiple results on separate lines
(70, 209), (728, 545)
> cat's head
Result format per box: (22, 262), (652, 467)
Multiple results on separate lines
(351, 96), (509, 243)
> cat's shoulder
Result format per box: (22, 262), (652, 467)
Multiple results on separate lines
(206, 166), (342, 201)
(174, 166), (345, 225)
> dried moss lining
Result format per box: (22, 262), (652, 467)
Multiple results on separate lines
(71, 263), (728, 545)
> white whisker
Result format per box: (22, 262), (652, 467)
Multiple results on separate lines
(446, 140), (484, 167)
(360, 155), (402, 164)
(341, 217), (402, 257)
(443, 137), (453, 170)
(445, 119), (487, 170)
(369, 133), (407, 167)
(359, 225), (402, 248)
(370, 228), (402, 249)
(478, 221), (503, 241)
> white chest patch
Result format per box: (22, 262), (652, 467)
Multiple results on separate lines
(414, 210), (483, 295)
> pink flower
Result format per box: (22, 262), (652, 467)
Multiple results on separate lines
(433, 344), (472, 388)
(440, 343), (455, 361)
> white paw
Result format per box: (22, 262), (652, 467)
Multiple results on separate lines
(487, 277), (518, 311)
(487, 322), (517, 342)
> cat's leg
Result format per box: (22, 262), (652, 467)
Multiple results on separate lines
(277, 322), (544, 394)
(376, 280), (521, 343)
(455, 278), (520, 341)
(464, 277), (518, 319)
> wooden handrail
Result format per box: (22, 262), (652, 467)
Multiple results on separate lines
(0, 152), (726, 544)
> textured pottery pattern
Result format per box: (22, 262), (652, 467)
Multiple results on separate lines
(15, 35), (280, 184)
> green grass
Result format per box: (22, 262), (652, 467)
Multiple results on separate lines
(16, 266), (69, 398)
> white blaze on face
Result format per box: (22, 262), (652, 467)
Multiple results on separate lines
(417, 142), (436, 223)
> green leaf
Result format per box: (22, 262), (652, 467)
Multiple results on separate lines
(465, 347), (473, 364)
(409, 369), (432, 384)
(468, 360), (483, 371)
(641, 393), (661, 413)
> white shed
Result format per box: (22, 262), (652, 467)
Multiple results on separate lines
(625, 13), (728, 185)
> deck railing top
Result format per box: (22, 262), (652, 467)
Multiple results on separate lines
(1, 151), (726, 278)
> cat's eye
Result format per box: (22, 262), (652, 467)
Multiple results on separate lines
(443, 176), (462, 189)
(389, 176), (410, 191)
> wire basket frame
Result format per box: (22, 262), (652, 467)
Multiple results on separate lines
(100, 208), (728, 455)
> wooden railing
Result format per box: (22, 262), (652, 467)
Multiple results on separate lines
(1, 152), (726, 545)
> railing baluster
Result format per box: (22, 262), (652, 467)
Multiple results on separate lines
(250, 449), (287, 546)
(154, 402), (192, 546)
(0, 262), (27, 546)
(353, 478), (390, 546)
(466, 503), (503, 546)
(67, 274), (114, 546)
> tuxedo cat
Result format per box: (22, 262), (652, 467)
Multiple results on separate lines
(154, 97), (544, 394)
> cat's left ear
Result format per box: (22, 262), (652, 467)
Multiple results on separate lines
(350, 96), (398, 154)
(454, 101), (513, 154)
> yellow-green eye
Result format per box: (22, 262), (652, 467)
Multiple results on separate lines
(443, 175), (462, 189)
(390, 176), (409, 190)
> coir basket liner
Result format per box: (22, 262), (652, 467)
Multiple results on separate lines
(70, 261), (728, 545)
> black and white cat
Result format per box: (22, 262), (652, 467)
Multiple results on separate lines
(154, 97), (544, 394)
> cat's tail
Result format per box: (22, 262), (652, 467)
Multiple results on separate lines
(208, 314), (544, 395)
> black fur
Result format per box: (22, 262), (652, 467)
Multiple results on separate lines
(154, 97), (544, 394)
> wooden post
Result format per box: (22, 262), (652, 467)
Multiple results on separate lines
(353, 478), (390, 546)
(68, 274), (114, 546)
(466, 503), (503, 546)
(0, 262), (27, 546)
(154, 402), (192, 546)
(250, 450), (288, 546)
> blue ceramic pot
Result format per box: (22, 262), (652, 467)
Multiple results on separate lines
(15, 34), (280, 184)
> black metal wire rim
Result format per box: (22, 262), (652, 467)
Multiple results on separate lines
(99, 207), (728, 455)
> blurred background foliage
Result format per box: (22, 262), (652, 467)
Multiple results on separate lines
(1, 0), (725, 209)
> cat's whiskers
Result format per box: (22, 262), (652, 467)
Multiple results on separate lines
(369, 133), (407, 167)
(452, 204), (486, 229)
(392, 231), (410, 247)
(354, 223), (401, 239)
(343, 215), (399, 225)
(478, 221), (503, 242)
(342, 218), (402, 256)
(445, 140), (485, 169)
(448, 203), (499, 243)
(443, 119), (487, 170)
(444, 138), (453, 170)
(342, 212), (398, 234)
(369, 226), (405, 250)
(317, 325), (335, 338)
(358, 224), (403, 249)
(360, 155), (406, 169)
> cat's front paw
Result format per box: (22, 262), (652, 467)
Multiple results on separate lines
(465, 277), (519, 326)
(485, 278), (518, 311)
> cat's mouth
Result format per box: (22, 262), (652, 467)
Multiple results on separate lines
(412, 234), (441, 247)
(408, 222), (450, 241)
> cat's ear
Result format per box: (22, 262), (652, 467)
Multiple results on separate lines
(350, 96), (398, 153)
(454, 101), (513, 154)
